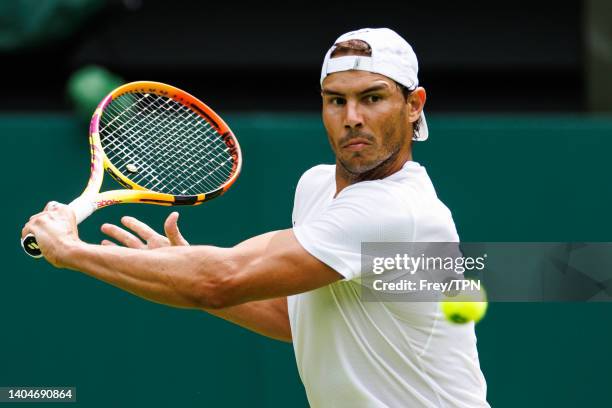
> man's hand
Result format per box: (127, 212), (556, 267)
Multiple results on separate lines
(21, 201), (81, 267)
(100, 212), (189, 249)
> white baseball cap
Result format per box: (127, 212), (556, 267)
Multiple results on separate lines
(320, 28), (428, 141)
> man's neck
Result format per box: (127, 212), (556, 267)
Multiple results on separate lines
(334, 151), (412, 197)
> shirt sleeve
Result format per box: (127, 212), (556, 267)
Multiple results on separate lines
(293, 182), (416, 280)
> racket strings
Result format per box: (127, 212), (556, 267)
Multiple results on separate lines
(104, 95), (232, 190)
(105, 95), (232, 185)
(99, 92), (235, 195)
(106, 97), (230, 190)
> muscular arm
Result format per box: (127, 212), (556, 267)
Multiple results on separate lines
(186, 231), (292, 342)
(23, 208), (341, 342)
(100, 215), (292, 341)
(63, 229), (341, 306)
(203, 232), (300, 343)
(67, 230), (339, 341)
(205, 297), (290, 342)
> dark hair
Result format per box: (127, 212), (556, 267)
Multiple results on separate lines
(330, 39), (372, 57)
(330, 39), (421, 136)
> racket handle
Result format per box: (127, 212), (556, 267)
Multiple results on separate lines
(21, 234), (43, 258)
(69, 196), (97, 224)
(21, 197), (97, 259)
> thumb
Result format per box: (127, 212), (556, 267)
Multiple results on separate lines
(164, 212), (189, 246)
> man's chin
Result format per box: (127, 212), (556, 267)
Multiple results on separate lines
(338, 158), (378, 175)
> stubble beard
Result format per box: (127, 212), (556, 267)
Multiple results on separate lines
(337, 138), (402, 182)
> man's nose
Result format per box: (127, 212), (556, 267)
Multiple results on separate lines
(344, 101), (363, 129)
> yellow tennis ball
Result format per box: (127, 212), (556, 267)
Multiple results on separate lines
(441, 300), (488, 324)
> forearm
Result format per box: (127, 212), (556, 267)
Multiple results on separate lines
(63, 242), (232, 309)
(205, 297), (291, 343)
(64, 242), (292, 341)
(25, 208), (317, 342)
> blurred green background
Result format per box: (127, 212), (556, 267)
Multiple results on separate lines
(3, 0), (612, 406)
(2, 114), (612, 407)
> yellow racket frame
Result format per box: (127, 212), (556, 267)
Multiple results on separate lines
(85, 81), (242, 210)
(22, 81), (241, 258)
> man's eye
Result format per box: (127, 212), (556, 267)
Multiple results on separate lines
(366, 95), (382, 103)
(330, 97), (346, 106)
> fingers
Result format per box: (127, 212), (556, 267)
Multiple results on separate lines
(21, 201), (76, 241)
(22, 202), (61, 238)
(44, 201), (58, 211)
(44, 201), (70, 215)
(21, 225), (31, 239)
(164, 212), (189, 246)
(28, 200), (62, 221)
(98, 213), (187, 249)
(100, 223), (146, 249)
(101, 239), (118, 246)
(29, 202), (72, 223)
(121, 216), (158, 241)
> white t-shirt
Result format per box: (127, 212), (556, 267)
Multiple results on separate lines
(289, 161), (489, 408)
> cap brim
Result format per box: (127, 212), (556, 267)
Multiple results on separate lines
(413, 111), (428, 141)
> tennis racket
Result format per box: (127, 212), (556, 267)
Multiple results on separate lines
(22, 81), (242, 258)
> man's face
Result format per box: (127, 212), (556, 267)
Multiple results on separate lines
(321, 70), (412, 175)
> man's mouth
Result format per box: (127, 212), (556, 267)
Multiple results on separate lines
(342, 138), (372, 151)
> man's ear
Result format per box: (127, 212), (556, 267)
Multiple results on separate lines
(407, 87), (426, 123)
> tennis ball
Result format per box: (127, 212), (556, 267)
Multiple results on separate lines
(441, 299), (488, 324)
(441, 282), (488, 324)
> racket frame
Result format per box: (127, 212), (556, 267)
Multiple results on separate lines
(22, 81), (242, 257)
(77, 81), (242, 221)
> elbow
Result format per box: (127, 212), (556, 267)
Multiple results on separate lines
(199, 288), (232, 310)
(277, 334), (293, 344)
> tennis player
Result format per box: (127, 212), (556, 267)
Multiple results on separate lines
(22, 28), (489, 407)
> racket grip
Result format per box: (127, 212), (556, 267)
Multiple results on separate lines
(21, 234), (43, 258)
(69, 196), (97, 224)
(21, 197), (97, 259)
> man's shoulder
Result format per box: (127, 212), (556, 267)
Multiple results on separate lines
(300, 164), (335, 181)
(296, 164), (335, 190)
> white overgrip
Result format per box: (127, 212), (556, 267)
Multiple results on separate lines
(68, 196), (97, 224)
